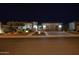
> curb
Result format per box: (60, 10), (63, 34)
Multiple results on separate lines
(0, 35), (79, 39)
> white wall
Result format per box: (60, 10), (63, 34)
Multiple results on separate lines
(69, 22), (75, 31)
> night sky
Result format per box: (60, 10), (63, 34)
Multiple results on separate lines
(0, 3), (79, 23)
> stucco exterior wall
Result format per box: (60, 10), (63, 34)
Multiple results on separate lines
(42, 23), (62, 31)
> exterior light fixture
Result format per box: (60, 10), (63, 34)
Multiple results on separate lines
(43, 25), (46, 29)
(38, 31), (41, 34)
(58, 25), (62, 28)
(25, 30), (29, 33)
(33, 25), (38, 31)
(33, 25), (37, 29)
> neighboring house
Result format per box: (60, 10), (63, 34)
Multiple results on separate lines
(75, 21), (79, 31)
(2, 24), (9, 33)
(42, 23), (63, 31)
(0, 21), (78, 33)
(0, 22), (4, 33)
(32, 22), (63, 31)
(68, 22), (76, 31)
(7, 22), (64, 32)
(7, 21), (32, 30)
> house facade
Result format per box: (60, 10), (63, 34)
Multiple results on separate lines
(42, 23), (63, 31)
(75, 21), (79, 31)
(0, 21), (78, 33)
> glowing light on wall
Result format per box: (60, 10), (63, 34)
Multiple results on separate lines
(38, 31), (41, 34)
(33, 25), (38, 31)
(43, 25), (46, 29)
(58, 25), (62, 28)
(0, 23), (4, 33)
(25, 30), (29, 33)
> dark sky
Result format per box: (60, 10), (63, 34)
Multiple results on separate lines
(0, 3), (79, 23)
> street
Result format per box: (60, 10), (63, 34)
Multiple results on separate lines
(0, 32), (79, 55)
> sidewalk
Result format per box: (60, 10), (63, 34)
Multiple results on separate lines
(0, 31), (79, 38)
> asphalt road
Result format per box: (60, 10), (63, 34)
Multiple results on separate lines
(0, 37), (79, 55)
